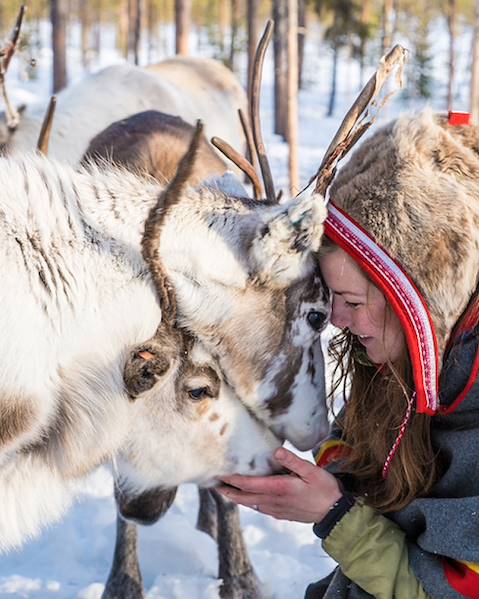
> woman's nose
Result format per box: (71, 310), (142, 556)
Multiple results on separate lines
(331, 303), (350, 330)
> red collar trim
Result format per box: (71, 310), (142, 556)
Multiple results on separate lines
(325, 203), (439, 414)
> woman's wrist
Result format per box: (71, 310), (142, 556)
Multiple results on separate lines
(312, 491), (356, 539)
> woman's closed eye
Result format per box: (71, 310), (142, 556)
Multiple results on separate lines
(345, 301), (362, 309)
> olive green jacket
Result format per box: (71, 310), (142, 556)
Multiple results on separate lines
(323, 501), (429, 599)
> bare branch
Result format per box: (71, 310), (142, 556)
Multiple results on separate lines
(37, 96), (57, 156)
(310, 44), (407, 197)
(211, 135), (263, 199)
(2, 5), (26, 72)
(250, 19), (276, 202)
(0, 5), (27, 130)
(142, 120), (203, 327)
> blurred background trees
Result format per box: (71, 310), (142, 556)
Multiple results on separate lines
(0, 0), (478, 125)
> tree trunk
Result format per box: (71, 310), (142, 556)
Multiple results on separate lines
(133, 0), (141, 65)
(327, 43), (338, 117)
(381, 0), (393, 54)
(93, 0), (102, 57)
(146, 0), (157, 63)
(447, 0), (457, 111)
(128, 0), (140, 63)
(228, 0), (241, 72)
(0, 4), (4, 38)
(79, 0), (91, 69)
(175, 0), (191, 55)
(287, 0), (299, 196)
(471, 0), (479, 124)
(50, 0), (68, 93)
(247, 0), (259, 96)
(298, 0), (306, 89)
(118, 0), (129, 58)
(273, 0), (288, 138)
(218, 0), (227, 55)
(358, 0), (371, 88)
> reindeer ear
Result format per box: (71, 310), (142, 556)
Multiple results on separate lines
(123, 340), (172, 401)
(249, 194), (327, 286)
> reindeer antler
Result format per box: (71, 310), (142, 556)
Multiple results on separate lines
(0, 5), (27, 131)
(310, 44), (407, 197)
(249, 19), (276, 202)
(142, 120), (203, 327)
(238, 108), (258, 174)
(209, 20), (276, 203)
(211, 135), (263, 198)
(37, 96), (57, 155)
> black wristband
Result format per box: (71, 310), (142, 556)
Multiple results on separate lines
(312, 492), (356, 539)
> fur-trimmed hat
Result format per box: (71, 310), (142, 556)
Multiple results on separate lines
(324, 110), (479, 414)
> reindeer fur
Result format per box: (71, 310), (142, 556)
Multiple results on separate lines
(0, 152), (329, 551)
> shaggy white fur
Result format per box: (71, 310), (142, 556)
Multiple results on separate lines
(0, 154), (329, 550)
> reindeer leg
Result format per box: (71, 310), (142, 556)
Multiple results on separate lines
(101, 514), (144, 599)
(212, 490), (264, 599)
(196, 488), (218, 541)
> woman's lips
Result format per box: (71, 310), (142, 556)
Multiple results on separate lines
(358, 335), (373, 346)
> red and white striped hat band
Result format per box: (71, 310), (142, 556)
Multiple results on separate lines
(324, 202), (440, 415)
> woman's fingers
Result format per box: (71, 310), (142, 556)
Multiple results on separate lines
(273, 447), (317, 480)
(218, 473), (294, 495)
(216, 485), (269, 509)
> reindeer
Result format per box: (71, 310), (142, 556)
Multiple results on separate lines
(0, 9), (247, 165)
(0, 116), (330, 554)
(82, 109), (228, 185)
(0, 18), (334, 596)
(81, 110), (270, 598)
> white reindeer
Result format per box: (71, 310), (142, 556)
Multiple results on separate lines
(0, 120), (328, 554)
(0, 19), (327, 596)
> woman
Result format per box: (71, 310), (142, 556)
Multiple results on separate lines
(217, 110), (479, 598)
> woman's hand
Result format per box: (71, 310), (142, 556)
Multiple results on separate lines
(216, 447), (342, 523)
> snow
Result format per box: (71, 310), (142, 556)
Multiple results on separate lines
(0, 463), (336, 598)
(1, 13), (472, 599)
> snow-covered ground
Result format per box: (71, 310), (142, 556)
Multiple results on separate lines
(0, 13), (473, 599)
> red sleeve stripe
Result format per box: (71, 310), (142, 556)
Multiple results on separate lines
(314, 440), (350, 468)
(443, 558), (479, 598)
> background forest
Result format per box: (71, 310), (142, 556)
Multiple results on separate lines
(1, 0), (478, 113)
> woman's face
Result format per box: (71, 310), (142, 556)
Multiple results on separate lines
(320, 248), (405, 364)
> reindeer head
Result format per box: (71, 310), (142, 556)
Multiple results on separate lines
(157, 22), (331, 450)
(78, 65), (330, 450)
(117, 327), (282, 493)
(112, 121), (282, 499)
(155, 183), (330, 451)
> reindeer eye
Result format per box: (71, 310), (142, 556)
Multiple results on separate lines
(188, 387), (210, 400)
(307, 310), (326, 331)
